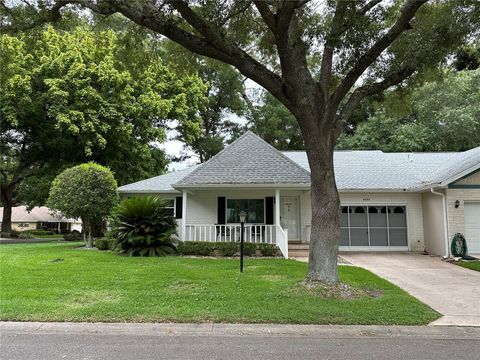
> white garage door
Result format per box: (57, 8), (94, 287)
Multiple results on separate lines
(340, 205), (408, 250)
(465, 202), (480, 253)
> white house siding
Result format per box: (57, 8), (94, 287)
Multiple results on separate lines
(148, 189), (425, 251)
(421, 191), (447, 256)
(176, 189), (307, 241)
(184, 189), (306, 224)
(446, 188), (480, 242)
(338, 192), (425, 252)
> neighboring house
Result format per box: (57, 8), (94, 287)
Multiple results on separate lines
(0, 206), (82, 233)
(119, 131), (480, 258)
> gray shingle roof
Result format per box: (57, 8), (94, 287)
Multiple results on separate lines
(424, 146), (480, 187)
(118, 166), (198, 193)
(118, 131), (480, 193)
(282, 150), (472, 190)
(174, 131), (311, 186)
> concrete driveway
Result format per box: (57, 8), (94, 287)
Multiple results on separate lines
(340, 253), (480, 326)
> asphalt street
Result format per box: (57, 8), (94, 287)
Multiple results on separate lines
(1, 322), (479, 360)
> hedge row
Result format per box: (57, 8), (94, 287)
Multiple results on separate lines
(23, 229), (56, 236)
(93, 239), (281, 257)
(177, 241), (281, 257)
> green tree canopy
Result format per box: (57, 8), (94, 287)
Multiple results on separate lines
(337, 69), (480, 152)
(47, 163), (118, 248)
(0, 25), (207, 234)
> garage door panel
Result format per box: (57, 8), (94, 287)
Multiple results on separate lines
(465, 203), (480, 253)
(389, 228), (408, 246)
(350, 206), (367, 227)
(350, 228), (369, 246)
(340, 204), (408, 250)
(368, 206), (387, 227)
(370, 228), (388, 246)
(340, 228), (349, 246)
(388, 206), (407, 227)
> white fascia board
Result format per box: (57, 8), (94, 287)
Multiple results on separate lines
(439, 163), (480, 187)
(173, 183), (311, 190)
(118, 190), (181, 194)
(338, 188), (418, 193)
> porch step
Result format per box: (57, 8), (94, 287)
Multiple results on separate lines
(288, 243), (309, 258)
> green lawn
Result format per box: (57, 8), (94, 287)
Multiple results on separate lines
(455, 261), (480, 272)
(0, 242), (439, 325)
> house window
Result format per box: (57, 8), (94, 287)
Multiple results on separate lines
(164, 199), (175, 217)
(226, 199), (264, 224)
(18, 223), (29, 228)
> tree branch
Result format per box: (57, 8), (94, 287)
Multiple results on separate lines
(332, 0), (427, 108)
(319, 0), (349, 99)
(358, 0), (383, 16)
(219, 0), (253, 26)
(334, 65), (416, 137)
(3, 0), (292, 110)
(253, 1), (277, 31)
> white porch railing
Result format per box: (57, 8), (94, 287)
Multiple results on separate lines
(183, 224), (289, 258)
(276, 226), (288, 259)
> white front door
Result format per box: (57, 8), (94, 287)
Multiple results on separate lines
(465, 202), (480, 253)
(280, 197), (300, 240)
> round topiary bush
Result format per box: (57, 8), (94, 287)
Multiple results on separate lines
(47, 163), (118, 248)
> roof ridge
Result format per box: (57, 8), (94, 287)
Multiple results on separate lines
(174, 131), (311, 186)
(173, 133), (255, 186)
(250, 133), (312, 177)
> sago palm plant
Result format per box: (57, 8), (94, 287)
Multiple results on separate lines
(111, 196), (178, 256)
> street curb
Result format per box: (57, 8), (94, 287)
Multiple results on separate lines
(1, 322), (480, 339)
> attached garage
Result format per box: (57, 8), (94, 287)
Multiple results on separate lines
(464, 202), (480, 253)
(340, 205), (408, 250)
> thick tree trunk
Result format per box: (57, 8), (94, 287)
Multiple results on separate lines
(81, 217), (89, 247)
(1, 184), (14, 237)
(300, 115), (341, 284)
(87, 222), (93, 248)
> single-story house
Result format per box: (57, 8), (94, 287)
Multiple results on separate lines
(0, 206), (82, 233)
(119, 131), (480, 258)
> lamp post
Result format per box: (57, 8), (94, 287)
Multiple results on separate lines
(239, 210), (246, 273)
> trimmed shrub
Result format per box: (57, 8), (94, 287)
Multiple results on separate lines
(18, 231), (35, 239)
(3, 229), (20, 238)
(177, 241), (280, 257)
(94, 237), (115, 250)
(64, 230), (82, 242)
(111, 196), (177, 257)
(177, 241), (213, 256)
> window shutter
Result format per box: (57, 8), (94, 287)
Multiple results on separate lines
(175, 197), (183, 219)
(265, 197), (274, 225)
(217, 197), (226, 224)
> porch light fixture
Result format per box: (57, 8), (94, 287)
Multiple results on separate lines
(239, 211), (246, 273)
(455, 200), (460, 209)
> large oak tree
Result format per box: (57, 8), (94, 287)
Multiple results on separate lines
(2, 0), (478, 283)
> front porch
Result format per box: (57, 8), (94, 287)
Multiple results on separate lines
(178, 188), (311, 259)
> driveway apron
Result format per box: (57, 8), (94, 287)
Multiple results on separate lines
(340, 253), (480, 326)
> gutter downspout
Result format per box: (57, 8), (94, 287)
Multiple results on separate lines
(430, 188), (450, 258)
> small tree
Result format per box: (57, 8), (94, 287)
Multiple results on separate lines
(47, 163), (118, 248)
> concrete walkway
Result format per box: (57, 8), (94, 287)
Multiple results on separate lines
(341, 253), (480, 326)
